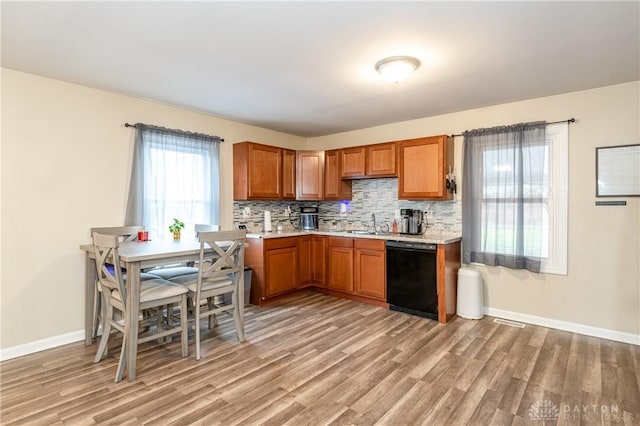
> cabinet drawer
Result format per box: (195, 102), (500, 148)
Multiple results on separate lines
(354, 239), (385, 251)
(328, 237), (354, 248)
(264, 237), (299, 250)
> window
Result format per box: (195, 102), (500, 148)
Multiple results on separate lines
(125, 124), (221, 239)
(462, 122), (568, 274)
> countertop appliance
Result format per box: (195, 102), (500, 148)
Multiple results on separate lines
(300, 206), (319, 230)
(400, 209), (425, 235)
(386, 240), (438, 320)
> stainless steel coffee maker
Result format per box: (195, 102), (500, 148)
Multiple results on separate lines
(400, 208), (424, 234)
(300, 206), (319, 230)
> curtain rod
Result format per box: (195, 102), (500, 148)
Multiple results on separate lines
(449, 118), (575, 138)
(125, 122), (224, 142)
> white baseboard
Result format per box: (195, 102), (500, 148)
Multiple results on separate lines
(484, 307), (640, 346)
(0, 330), (85, 362)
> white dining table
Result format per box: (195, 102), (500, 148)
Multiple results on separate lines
(80, 237), (244, 381)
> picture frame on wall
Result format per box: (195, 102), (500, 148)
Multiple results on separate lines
(595, 144), (640, 197)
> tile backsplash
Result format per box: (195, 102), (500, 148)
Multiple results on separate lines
(233, 178), (461, 234)
(233, 178), (462, 233)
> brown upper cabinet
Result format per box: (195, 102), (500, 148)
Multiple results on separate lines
(296, 151), (324, 200)
(341, 143), (397, 179)
(324, 149), (352, 200)
(341, 147), (366, 178)
(366, 142), (397, 177)
(398, 135), (454, 200)
(234, 142), (283, 200)
(282, 149), (296, 200)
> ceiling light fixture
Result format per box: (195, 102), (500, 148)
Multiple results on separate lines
(375, 56), (421, 83)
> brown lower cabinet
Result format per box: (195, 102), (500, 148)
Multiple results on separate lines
(327, 237), (354, 292)
(246, 235), (456, 324)
(299, 235), (326, 287)
(354, 239), (386, 300)
(246, 237), (299, 303)
(311, 236), (327, 285)
(247, 235), (326, 304)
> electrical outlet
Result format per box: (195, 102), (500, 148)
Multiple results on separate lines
(242, 207), (251, 218)
(426, 210), (434, 219)
(284, 206), (291, 217)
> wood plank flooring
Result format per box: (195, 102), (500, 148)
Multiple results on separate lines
(2, 291), (639, 425)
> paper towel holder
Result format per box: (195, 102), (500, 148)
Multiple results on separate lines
(264, 210), (272, 232)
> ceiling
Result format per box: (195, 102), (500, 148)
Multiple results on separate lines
(2, 1), (639, 138)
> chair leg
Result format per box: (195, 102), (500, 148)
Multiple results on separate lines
(207, 297), (217, 329)
(92, 288), (101, 339)
(115, 331), (127, 383)
(180, 296), (188, 357)
(156, 307), (164, 342)
(232, 290), (245, 342)
(195, 296), (202, 361)
(94, 301), (112, 363)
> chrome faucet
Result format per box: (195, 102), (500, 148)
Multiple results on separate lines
(371, 213), (376, 232)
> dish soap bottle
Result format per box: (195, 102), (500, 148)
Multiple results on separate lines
(392, 219), (398, 234)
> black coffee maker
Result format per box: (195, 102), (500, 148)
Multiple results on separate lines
(400, 209), (424, 234)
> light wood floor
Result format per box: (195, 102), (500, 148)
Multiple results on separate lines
(1, 292), (639, 425)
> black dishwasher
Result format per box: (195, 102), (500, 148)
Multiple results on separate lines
(386, 240), (438, 320)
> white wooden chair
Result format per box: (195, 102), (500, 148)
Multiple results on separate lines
(92, 232), (189, 382)
(168, 230), (246, 360)
(90, 226), (161, 338)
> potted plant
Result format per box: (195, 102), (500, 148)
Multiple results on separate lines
(168, 218), (185, 240)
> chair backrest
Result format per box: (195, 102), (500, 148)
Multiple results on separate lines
(90, 226), (144, 242)
(92, 232), (127, 301)
(194, 224), (220, 238)
(197, 230), (246, 296)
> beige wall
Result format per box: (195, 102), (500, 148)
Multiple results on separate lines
(0, 68), (305, 349)
(309, 81), (640, 336)
(2, 67), (638, 351)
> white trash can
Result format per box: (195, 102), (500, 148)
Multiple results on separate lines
(457, 268), (484, 319)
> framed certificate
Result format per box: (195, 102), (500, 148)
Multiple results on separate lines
(596, 144), (640, 197)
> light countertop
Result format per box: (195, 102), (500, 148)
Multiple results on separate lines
(246, 229), (461, 245)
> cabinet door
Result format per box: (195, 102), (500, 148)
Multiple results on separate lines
(354, 247), (386, 300)
(324, 149), (352, 200)
(296, 151), (324, 200)
(311, 235), (327, 286)
(366, 142), (397, 177)
(265, 246), (298, 296)
(327, 238), (354, 293)
(341, 147), (366, 179)
(282, 149), (296, 199)
(398, 135), (452, 200)
(298, 236), (312, 287)
(248, 143), (282, 199)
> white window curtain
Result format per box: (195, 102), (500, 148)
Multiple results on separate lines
(462, 121), (548, 273)
(125, 124), (221, 239)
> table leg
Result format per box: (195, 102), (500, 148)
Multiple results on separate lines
(238, 262), (245, 341)
(85, 252), (97, 346)
(126, 261), (141, 382)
